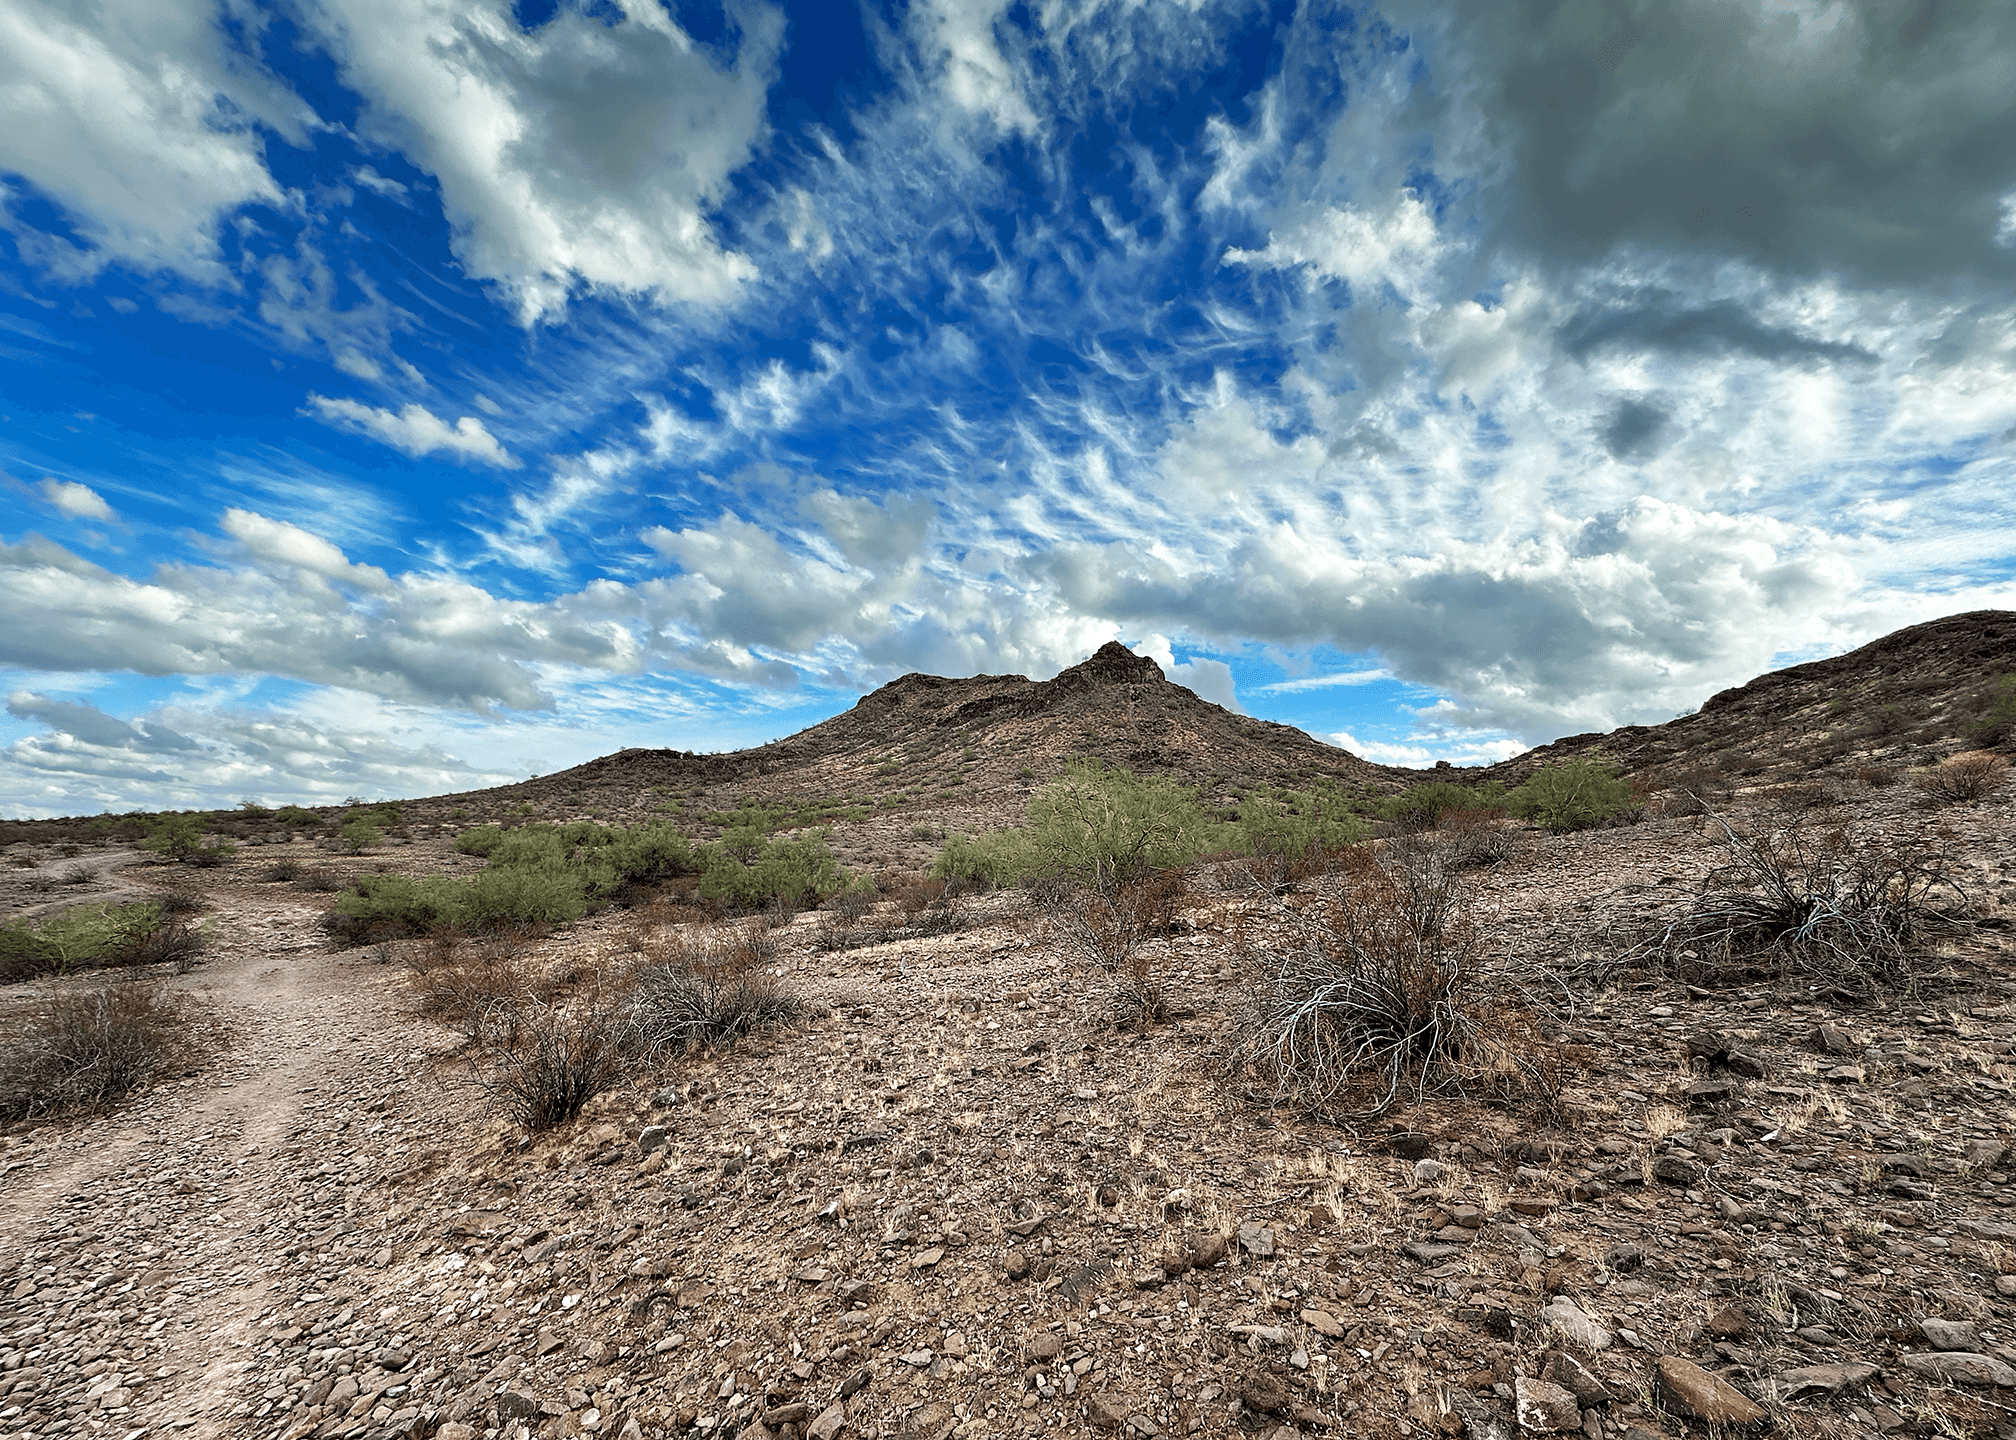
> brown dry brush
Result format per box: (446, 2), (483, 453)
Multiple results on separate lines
(1913, 750), (2010, 804)
(1640, 808), (1971, 999)
(1231, 847), (1569, 1120)
(0, 979), (225, 1121)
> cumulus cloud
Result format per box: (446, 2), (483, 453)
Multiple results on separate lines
(0, 0), (311, 283)
(1133, 635), (1241, 713)
(305, 395), (518, 467)
(38, 479), (113, 520)
(309, 0), (783, 322)
(1223, 192), (1444, 301)
(904, 0), (1038, 136)
(0, 527), (640, 713)
(0, 693), (519, 815)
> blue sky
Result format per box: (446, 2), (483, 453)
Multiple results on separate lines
(2, 0), (2014, 816)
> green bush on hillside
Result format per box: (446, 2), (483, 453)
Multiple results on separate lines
(1504, 759), (1638, 832)
(0, 901), (177, 983)
(933, 760), (1234, 890)
(1376, 779), (1510, 829)
(1238, 780), (1370, 859)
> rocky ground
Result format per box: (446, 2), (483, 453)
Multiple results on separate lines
(3, 780), (2016, 1440)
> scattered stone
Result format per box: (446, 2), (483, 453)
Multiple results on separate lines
(1514, 1377), (1582, 1433)
(1758, 1362), (1881, 1402)
(1240, 1375), (1291, 1416)
(1651, 1156), (1703, 1185)
(637, 1125), (668, 1153)
(1920, 1318), (1981, 1351)
(1301, 1309), (1345, 1338)
(1190, 1233), (1229, 1268)
(807, 1403), (848, 1440)
(1654, 1356), (1767, 1427)
(1602, 1244), (1644, 1273)
(1026, 1333), (1063, 1363)
(1898, 1352), (2016, 1388)
(1542, 1352), (1611, 1408)
(1414, 1159), (1448, 1185)
(1237, 1222), (1275, 1258)
(1086, 1394), (1131, 1430)
(1539, 1297), (1613, 1353)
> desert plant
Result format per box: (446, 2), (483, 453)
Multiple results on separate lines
(1857, 765), (1899, 788)
(263, 857), (304, 882)
(628, 930), (810, 1058)
(1505, 759), (1639, 832)
(294, 864), (345, 892)
(0, 979), (209, 1120)
(1913, 751), (2009, 804)
(0, 901), (190, 983)
(1231, 849), (1558, 1116)
(339, 817), (383, 852)
(1968, 675), (2016, 746)
(1375, 779), (1507, 830)
(141, 814), (233, 865)
(473, 996), (630, 1131)
(1645, 811), (1971, 998)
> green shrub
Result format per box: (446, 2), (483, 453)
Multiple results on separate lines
(934, 759), (1231, 891)
(454, 824), (507, 857)
(1970, 675), (2016, 747)
(339, 818), (382, 852)
(142, 814), (223, 863)
(0, 901), (176, 983)
(274, 805), (318, 827)
(1239, 780), (1370, 859)
(697, 832), (845, 908)
(1376, 779), (1508, 829)
(1505, 759), (1637, 833)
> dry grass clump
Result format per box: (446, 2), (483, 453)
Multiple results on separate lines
(1049, 868), (1189, 973)
(404, 929), (542, 1044)
(1913, 751), (2010, 804)
(1231, 847), (1565, 1118)
(0, 979), (219, 1121)
(629, 926), (811, 1059)
(1646, 813), (1971, 999)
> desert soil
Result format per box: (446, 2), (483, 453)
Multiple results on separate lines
(4, 784), (2016, 1440)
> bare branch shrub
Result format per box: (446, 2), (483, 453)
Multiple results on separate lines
(1644, 812), (1971, 998)
(474, 995), (630, 1131)
(0, 979), (218, 1121)
(1049, 883), (1151, 971)
(1231, 846), (1566, 1118)
(1913, 750), (2010, 804)
(627, 927), (811, 1059)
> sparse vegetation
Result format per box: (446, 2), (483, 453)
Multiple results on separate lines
(1645, 812), (1972, 998)
(1232, 847), (1565, 1117)
(0, 901), (202, 984)
(1967, 674), (2016, 746)
(142, 813), (236, 866)
(0, 979), (216, 1120)
(1912, 749), (2009, 803)
(1504, 758), (1639, 832)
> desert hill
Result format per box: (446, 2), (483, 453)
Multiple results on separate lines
(1484, 609), (2016, 785)
(463, 641), (1396, 825)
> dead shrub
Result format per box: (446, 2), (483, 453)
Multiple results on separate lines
(1857, 765), (1899, 788)
(1049, 882), (1155, 971)
(1762, 782), (1835, 813)
(1913, 751), (2010, 804)
(263, 857), (304, 882)
(628, 928), (810, 1058)
(1231, 848), (1563, 1118)
(1436, 808), (1524, 869)
(406, 930), (542, 1043)
(294, 865), (345, 893)
(0, 979), (214, 1121)
(155, 887), (203, 918)
(121, 919), (206, 973)
(1644, 812), (1971, 999)
(473, 996), (630, 1131)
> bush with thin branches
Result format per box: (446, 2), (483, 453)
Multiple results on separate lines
(1232, 848), (1563, 1117)
(1913, 750), (2009, 804)
(628, 929), (810, 1059)
(1644, 812), (1971, 998)
(0, 979), (215, 1121)
(473, 996), (631, 1131)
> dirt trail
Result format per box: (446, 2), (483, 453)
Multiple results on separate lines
(0, 874), (423, 1438)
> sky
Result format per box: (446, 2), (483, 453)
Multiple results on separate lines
(2, 0), (2014, 817)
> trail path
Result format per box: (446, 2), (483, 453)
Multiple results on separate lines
(0, 877), (425, 1439)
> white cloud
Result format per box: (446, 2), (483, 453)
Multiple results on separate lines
(1133, 634), (1241, 712)
(1329, 729), (1525, 768)
(905, 0), (1038, 136)
(305, 394), (519, 467)
(1223, 191), (1445, 301)
(220, 508), (393, 592)
(309, 0), (783, 322)
(38, 478), (113, 520)
(1257, 669), (1392, 693)
(0, 0), (310, 283)
(0, 529), (641, 713)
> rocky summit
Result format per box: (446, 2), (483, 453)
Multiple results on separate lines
(2, 616), (2015, 1440)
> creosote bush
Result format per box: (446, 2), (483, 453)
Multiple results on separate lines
(1645, 812), (1971, 999)
(0, 979), (215, 1121)
(1913, 750), (2010, 804)
(0, 901), (202, 984)
(628, 931), (811, 1060)
(474, 995), (630, 1132)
